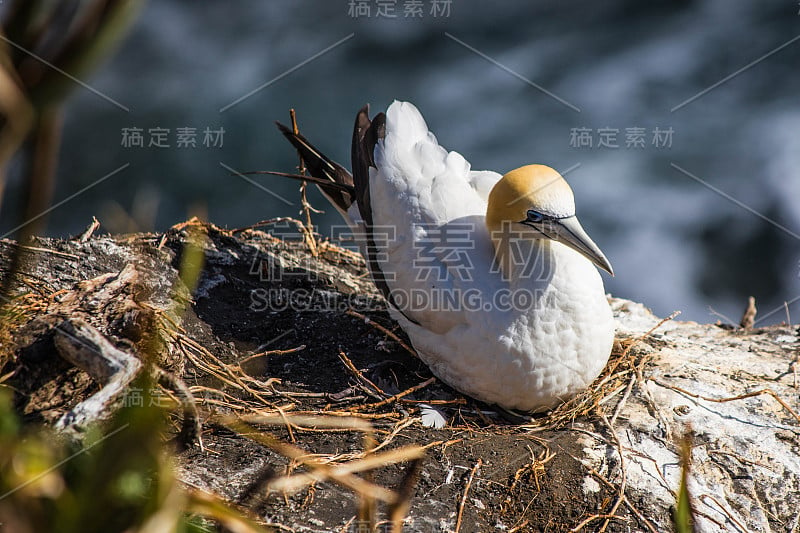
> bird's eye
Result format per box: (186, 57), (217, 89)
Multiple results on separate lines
(526, 210), (544, 223)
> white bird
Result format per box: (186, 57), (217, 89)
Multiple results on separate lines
(275, 100), (615, 412)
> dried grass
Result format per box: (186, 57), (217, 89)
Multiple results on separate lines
(0, 283), (50, 377)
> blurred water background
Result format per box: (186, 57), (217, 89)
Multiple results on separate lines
(1, 0), (798, 324)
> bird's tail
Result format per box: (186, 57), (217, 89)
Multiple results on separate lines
(276, 106), (418, 325)
(275, 121), (355, 216)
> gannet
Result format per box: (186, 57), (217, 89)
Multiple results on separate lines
(275, 101), (615, 412)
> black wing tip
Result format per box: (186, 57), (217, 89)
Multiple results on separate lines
(275, 121), (293, 135)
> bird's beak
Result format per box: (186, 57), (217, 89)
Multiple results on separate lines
(543, 216), (614, 276)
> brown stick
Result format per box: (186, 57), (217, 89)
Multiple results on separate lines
(78, 216), (101, 242)
(237, 344), (306, 366)
(338, 350), (387, 399)
(224, 418), (402, 504)
(355, 377), (437, 411)
(290, 108), (319, 257)
(651, 380), (800, 424)
(599, 415), (627, 533)
(346, 309), (418, 358)
(454, 459), (482, 533)
(739, 296), (757, 329)
(562, 448), (658, 533)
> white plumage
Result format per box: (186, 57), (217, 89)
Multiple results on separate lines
(278, 100), (615, 413)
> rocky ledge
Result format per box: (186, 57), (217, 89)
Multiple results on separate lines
(1, 219), (798, 532)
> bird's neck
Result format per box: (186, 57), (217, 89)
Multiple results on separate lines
(486, 223), (607, 323)
(489, 227), (601, 294)
(488, 223), (556, 285)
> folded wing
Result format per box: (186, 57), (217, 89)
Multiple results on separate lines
(361, 101), (503, 330)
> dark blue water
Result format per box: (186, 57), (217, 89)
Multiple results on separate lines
(2, 0), (799, 324)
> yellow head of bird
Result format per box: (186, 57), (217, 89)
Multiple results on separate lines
(486, 164), (574, 231)
(486, 164), (613, 276)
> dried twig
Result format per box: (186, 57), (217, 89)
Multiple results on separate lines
(240, 413), (374, 433)
(230, 216), (309, 237)
(77, 216), (101, 242)
(338, 350), (387, 399)
(225, 416), (425, 506)
(650, 380), (800, 425)
(3, 243), (81, 260)
(237, 344), (305, 366)
(339, 517), (355, 533)
(502, 444), (554, 513)
(561, 446), (658, 533)
(226, 419), (395, 503)
(508, 520), (530, 532)
(609, 374), (636, 427)
(371, 417), (417, 454)
(355, 377), (436, 411)
(454, 459), (482, 533)
(345, 309), (418, 358)
(739, 296), (757, 329)
(598, 415), (627, 533)
(290, 108), (319, 257)
(570, 513), (629, 532)
(699, 494), (748, 532)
